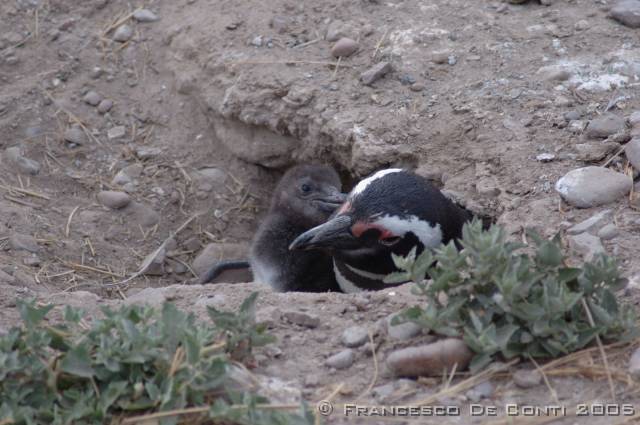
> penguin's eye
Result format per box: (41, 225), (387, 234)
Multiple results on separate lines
(300, 183), (312, 193)
(380, 236), (401, 246)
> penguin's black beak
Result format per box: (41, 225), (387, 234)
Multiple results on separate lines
(289, 214), (356, 251)
(312, 187), (348, 213)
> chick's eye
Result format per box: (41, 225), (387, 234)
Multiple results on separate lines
(300, 183), (311, 193)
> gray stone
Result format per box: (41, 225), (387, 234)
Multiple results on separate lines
(135, 146), (162, 159)
(325, 349), (355, 369)
(585, 114), (626, 139)
(575, 142), (618, 162)
(575, 19), (590, 31)
(625, 137), (640, 171)
(386, 313), (422, 341)
(431, 51), (450, 64)
(537, 65), (571, 82)
(341, 325), (369, 348)
(567, 209), (612, 235)
(564, 110), (581, 122)
(569, 233), (605, 261)
(513, 369), (542, 388)
(331, 37), (358, 57)
(113, 24), (133, 42)
(5, 147), (40, 175)
(536, 153), (556, 162)
(629, 111), (640, 127)
(611, 0), (640, 28)
(360, 61), (392, 86)
(325, 20), (349, 42)
(83, 90), (103, 106)
(97, 99), (113, 114)
(133, 9), (159, 22)
(629, 347), (640, 378)
(107, 126), (126, 141)
(97, 190), (131, 209)
(123, 201), (160, 227)
(112, 164), (143, 186)
(10, 233), (39, 253)
(282, 311), (320, 328)
(555, 166), (632, 208)
(63, 125), (86, 145)
(466, 381), (494, 402)
(597, 223), (619, 240)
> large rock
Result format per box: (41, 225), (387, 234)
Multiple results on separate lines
(625, 137), (640, 171)
(611, 0), (640, 28)
(386, 339), (473, 377)
(555, 166), (631, 208)
(585, 114), (626, 139)
(568, 233), (605, 261)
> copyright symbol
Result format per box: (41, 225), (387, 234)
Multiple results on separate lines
(317, 400), (334, 416)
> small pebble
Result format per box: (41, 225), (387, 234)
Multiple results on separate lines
(325, 349), (355, 369)
(341, 326), (369, 348)
(113, 24), (133, 42)
(629, 346), (640, 378)
(536, 153), (555, 162)
(331, 37), (359, 57)
(97, 99), (113, 114)
(133, 9), (159, 22)
(466, 381), (494, 402)
(574, 19), (589, 31)
(5, 147), (40, 175)
(83, 90), (103, 106)
(567, 209), (612, 235)
(282, 311), (320, 328)
(97, 190), (131, 209)
(386, 313), (422, 341)
(107, 126), (126, 141)
(410, 83), (425, 92)
(569, 233), (605, 261)
(135, 146), (162, 159)
(597, 223), (619, 240)
(564, 110), (581, 121)
(360, 61), (392, 85)
(10, 233), (40, 253)
(431, 51), (449, 64)
(63, 125), (86, 145)
(513, 369), (542, 388)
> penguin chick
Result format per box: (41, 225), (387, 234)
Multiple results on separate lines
(289, 168), (473, 293)
(200, 164), (346, 292)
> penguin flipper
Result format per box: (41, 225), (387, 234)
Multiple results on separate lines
(198, 260), (251, 284)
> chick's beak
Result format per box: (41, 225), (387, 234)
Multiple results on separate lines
(289, 214), (356, 251)
(313, 186), (348, 213)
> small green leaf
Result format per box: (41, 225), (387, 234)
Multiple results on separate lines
(60, 344), (95, 379)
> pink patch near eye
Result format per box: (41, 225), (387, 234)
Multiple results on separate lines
(351, 221), (395, 239)
(337, 201), (352, 214)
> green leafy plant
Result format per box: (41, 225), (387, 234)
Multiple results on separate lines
(385, 219), (638, 373)
(0, 293), (312, 425)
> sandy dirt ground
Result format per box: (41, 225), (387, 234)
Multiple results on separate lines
(2, 0), (640, 423)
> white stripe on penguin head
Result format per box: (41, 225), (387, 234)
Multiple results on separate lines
(351, 168), (403, 197)
(373, 215), (443, 249)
